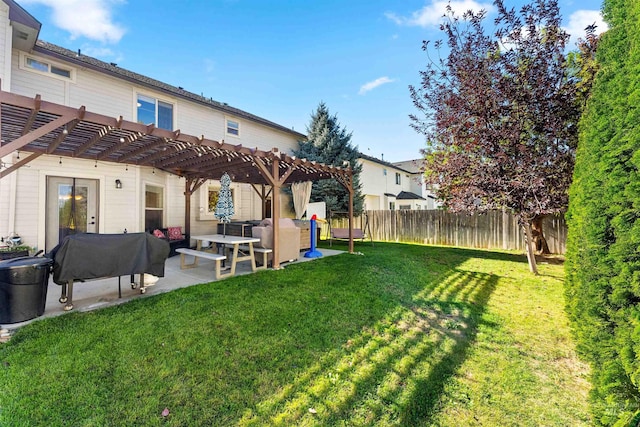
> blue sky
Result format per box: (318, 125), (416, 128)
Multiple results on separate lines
(20, 0), (607, 163)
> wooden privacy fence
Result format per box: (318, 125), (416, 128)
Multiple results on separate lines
(327, 210), (567, 254)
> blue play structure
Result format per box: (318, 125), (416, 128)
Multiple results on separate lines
(304, 216), (322, 258)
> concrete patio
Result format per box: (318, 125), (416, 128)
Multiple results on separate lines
(1, 247), (344, 331)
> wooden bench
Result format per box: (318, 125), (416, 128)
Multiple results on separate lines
(176, 248), (226, 279)
(237, 245), (273, 270)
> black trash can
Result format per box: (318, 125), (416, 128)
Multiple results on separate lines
(0, 256), (53, 324)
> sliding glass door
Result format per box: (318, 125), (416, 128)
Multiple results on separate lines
(46, 177), (99, 251)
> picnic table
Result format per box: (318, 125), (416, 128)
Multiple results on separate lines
(190, 234), (261, 277)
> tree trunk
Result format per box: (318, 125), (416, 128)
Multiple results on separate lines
(531, 214), (551, 255)
(523, 222), (539, 275)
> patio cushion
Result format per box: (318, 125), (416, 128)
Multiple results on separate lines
(167, 226), (182, 240)
(153, 229), (166, 238)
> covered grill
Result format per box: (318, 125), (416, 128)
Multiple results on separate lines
(49, 233), (170, 311)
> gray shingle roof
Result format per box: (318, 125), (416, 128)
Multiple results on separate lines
(359, 152), (412, 174)
(396, 191), (425, 200)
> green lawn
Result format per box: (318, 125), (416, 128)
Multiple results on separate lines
(0, 242), (590, 426)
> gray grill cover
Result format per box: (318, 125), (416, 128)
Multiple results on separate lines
(51, 233), (170, 285)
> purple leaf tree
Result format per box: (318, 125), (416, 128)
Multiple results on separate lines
(410, 0), (584, 274)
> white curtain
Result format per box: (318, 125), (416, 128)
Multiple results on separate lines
(292, 181), (313, 219)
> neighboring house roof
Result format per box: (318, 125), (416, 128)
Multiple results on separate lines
(32, 40), (307, 141)
(392, 159), (423, 174)
(396, 191), (426, 201)
(359, 153), (412, 174)
(384, 193), (396, 198)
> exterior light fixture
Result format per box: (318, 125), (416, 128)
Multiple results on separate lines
(115, 179), (122, 189)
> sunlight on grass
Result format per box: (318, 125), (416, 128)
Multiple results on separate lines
(239, 269), (496, 426)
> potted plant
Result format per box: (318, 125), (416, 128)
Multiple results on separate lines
(0, 245), (30, 260)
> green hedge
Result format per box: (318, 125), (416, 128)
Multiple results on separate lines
(565, 0), (640, 424)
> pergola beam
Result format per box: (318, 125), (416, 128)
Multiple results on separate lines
(0, 113), (76, 158)
(0, 151), (42, 178)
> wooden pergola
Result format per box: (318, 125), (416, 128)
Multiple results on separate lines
(0, 90), (358, 267)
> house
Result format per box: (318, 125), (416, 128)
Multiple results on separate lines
(358, 154), (439, 210)
(0, 0), (354, 259)
(392, 158), (441, 210)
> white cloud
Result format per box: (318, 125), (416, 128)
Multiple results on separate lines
(564, 9), (608, 48)
(359, 76), (395, 95)
(385, 0), (493, 28)
(22, 0), (125, 43)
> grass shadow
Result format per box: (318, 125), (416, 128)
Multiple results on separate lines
(399, 270), (498, 425)
(2, 242), (507, 425)
(237, 244), (500, 425)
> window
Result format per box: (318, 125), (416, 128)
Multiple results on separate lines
(137, 94), (174, 130)
(22, 54), (74, 81)
(226, 119), (240, 137)
(26, 57), (48, 72)
(395, 172), (401, 185)
(389, 202), (395, 210)
(207, 187), (234, 213)
(399, 205), (411, 210)
(383, 168), (387, 176)
(51, 65), (72, 78)
(144, 185), (164, 231)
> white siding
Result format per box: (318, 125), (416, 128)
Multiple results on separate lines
(0, 2), (10, 91)
(11, 51), (67, 104)
(10, 50), (302, 156)
(360, 158), (403, 198)
(0, 162), (11, 237)
(233, 118), (299, 153)
(71, 71), (133, 117)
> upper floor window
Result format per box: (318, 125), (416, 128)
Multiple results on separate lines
(137, 94), (173, 130)
(226, 119), (240, 137)
(395, 172), (401, 185)
(21, 54), (74, 81)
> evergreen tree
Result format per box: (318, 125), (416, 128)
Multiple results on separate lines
(565, 0), (640, 424)
(294, 102), (364, 217)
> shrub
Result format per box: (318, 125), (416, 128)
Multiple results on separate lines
(565, 0), (640, 424)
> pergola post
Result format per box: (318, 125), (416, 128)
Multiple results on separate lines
(348, 184), (354, 253)
(184, 177), (207, 240)
(335, 168), (355, 253)
(250, 183), (272, 219)
(272, 158), (281, 269)
(184, 185), (192, 239)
